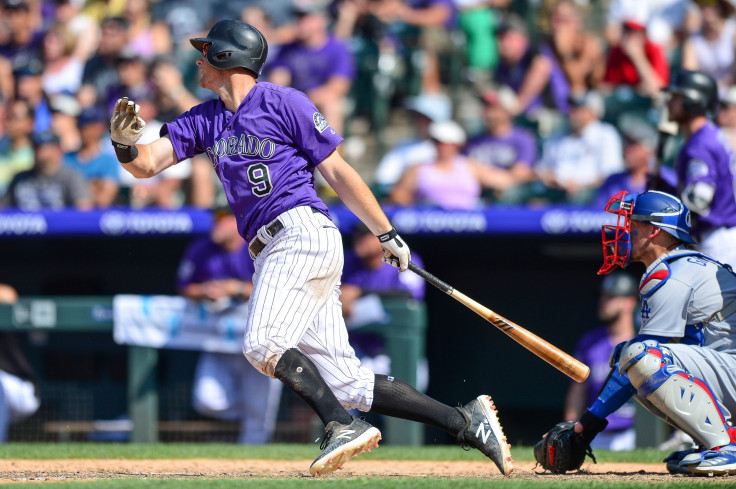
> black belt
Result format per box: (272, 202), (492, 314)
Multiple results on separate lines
(248, 207), (321, 259)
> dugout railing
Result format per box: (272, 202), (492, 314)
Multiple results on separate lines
(0, 295), (427, 445)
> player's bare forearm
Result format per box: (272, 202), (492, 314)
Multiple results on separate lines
(119, 137), (179, 179)
(318, 150), (392, 235)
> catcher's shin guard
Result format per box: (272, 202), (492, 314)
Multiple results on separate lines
(619, 340), (735, 449)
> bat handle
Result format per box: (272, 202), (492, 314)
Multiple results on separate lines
(408, 261), (454, 295)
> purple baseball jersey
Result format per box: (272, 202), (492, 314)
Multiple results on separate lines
(342, 253), (426, 301)
(676, 121), (736, 236)
(462, 127), (537, 170)
(176, 236), (255, 290)
(574, 327), (635, 431)
(161, 82), (342, 242)
(269, 36), (355, 93)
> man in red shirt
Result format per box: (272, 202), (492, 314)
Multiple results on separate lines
(603, 20), (670, 98)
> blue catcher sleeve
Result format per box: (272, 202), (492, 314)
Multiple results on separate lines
(589, 365), (637, 420)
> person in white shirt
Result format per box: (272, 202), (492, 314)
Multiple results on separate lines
(535, 90), (624, 204)
(373, 92), (451, 199)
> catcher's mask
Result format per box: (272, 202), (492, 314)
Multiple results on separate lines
(598, 190), (696, 275)
(598, 191), (633, 275)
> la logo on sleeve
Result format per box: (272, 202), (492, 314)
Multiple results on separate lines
(313, 112), (329, 133)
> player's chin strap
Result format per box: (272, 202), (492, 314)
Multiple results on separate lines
(598, 191), (633, 275)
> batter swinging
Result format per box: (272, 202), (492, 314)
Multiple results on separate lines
(108, 20), (513, 476)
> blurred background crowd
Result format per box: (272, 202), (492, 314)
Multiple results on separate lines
(1, 0), (736, 211)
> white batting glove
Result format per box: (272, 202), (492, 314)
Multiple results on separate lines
(377, 227), (410, 272)
(110, 97), (146, 146)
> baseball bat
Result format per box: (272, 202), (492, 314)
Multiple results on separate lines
(408, 262), (589, 383)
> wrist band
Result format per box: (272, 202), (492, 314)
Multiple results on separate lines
(112, 140), (139, 163)
(376, 227), (398, 243)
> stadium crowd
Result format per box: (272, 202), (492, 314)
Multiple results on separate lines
(0, 0), (734, 210)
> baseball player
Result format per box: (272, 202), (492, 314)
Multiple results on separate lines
(108, 20), (512, 476)
(661, 69), (736, 267)
(537, 190), (736, 476)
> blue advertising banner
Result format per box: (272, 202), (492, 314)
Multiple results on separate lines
(0, 206), (616, 238)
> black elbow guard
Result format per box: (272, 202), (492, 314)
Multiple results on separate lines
(111, 140), (139, 163)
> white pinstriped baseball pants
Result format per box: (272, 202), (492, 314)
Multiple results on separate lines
(243, 206), (376, 412)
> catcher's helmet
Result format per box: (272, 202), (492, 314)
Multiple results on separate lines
(664, 69), (718, 116)
(190, 20), (268, 77)
(629, 191), (695, 244)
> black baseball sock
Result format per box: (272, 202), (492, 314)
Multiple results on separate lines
(274, 348), (353, 426)
(370, 374), (467, 435)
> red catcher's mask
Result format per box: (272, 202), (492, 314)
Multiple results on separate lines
(598, 191), (634, 275)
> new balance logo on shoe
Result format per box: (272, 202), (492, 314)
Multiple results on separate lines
(476, 421), (492, 444)
(334, 429), (356, 440)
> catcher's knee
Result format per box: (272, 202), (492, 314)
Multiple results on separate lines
(619, 340), (733, 448)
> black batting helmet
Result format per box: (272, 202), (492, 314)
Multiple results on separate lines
(190, 20), (268, 77)
(664, 69), (718, 117)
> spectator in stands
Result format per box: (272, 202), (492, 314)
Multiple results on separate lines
(373, 92), (451, 198)
(268, 1), (356, 136)
(104, 50), (154, 117)
(40, 22), (84, 97)
(15, 62), (52, 133)
(240, 2), (297, 51)
(0, 98), (34, 196)
(118, 97), (192, 208)
(564, 272), (638, 451)
(78, 16), (128, 110)
(463, 86), (538, 203)
(493, 14), (556, 118)
(453, 0), (509, 90)
(681, 0), (736, 93)
(52, 0), (100, 63)
(389, 119), (513, 209)
(177, 206), (283, 444)
(122, 0), (172, 61)
(149, 54), (200, 127)
(717, 85), (736, 151)
(0, 0), (44, 76)
(341, 222), (428, 392)
(605, 0), (690, 53)
(593, 114), (676, 209)
(148, 55), (214, 209)
(0, 282), (41, 443)
(535, 90), (624, 204)
(63, 107), (120, 208)
(601, 19), (670, 99)
(3, 130), (91, 210)
(48, 93), (81, 153)
(368, 0), (455, 96)
(543, 0), (605, 95)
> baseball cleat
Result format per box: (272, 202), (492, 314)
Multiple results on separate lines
(457, 395), (514, 476)
(681, 443), (736, 476)
(664, 448), (699, 474)
(309, 417), (381, 476)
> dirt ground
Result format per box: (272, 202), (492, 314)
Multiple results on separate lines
(2, 459), (734, 483)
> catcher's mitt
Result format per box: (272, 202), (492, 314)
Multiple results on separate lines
(534, 421), (596, 474)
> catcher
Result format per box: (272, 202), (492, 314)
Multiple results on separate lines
(535, 190), (736, 476)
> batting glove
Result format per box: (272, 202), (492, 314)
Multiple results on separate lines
(377, 227), (410, 272)
(110, 97), (146, 146)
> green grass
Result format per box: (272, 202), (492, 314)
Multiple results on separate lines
(0, 442), (669, 463)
